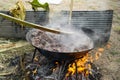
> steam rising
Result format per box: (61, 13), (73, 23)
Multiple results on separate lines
(44, 15), (94, 52)
(26, 14), (94, 52)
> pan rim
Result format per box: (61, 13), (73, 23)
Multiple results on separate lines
(34, 46), (94, 54)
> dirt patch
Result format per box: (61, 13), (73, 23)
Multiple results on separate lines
(94, 30), (120, 80)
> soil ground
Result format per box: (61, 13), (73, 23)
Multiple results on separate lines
(0, 0), (120, 80)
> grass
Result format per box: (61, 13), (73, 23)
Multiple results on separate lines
(116, 58), (120, 62)
(110, 50), (120, 55)
(113, 26), (120, 34)
(118, 38), (120, 41)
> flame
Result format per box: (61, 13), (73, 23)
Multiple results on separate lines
(95, 52), (101, 60)
(95, 48), (104, 60)
(53, 62), (59, 72)
(106, 43), (111, 49)
(98, 48), (104, 52)
(66, 53), (91, 77)
(32, 68), (37, 75)
(34, 56), (39, 62)
(66, 45), (109, 77)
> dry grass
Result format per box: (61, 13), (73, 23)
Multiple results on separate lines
(113, 26), (120, 34)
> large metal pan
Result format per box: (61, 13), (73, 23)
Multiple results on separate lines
(34, 46), (93, 61)
(26, 29), (94, 61)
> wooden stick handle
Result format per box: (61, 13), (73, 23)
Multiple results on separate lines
(0, 13), (71, 34)
(69, 0), (73, 24)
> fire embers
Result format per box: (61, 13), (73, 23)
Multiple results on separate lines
(8, 45), (110, 80)
(8, 49), (105, 80)
(24, 53), (62, 80)
(23, 52), (101, 80)
(8, 44), (110, 80)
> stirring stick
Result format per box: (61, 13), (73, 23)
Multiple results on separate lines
(69, 0), (73, 24)
(0, 13), (73, 34)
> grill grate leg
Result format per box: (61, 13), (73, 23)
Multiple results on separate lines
(31, 48), (37, 62)
(75, 62), (78, 80)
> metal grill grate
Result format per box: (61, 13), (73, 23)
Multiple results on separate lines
(0, 11), (49, 38)
(62, 10), (113, 46)
(0, 10), (113, 46)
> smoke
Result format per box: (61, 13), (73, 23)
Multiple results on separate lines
(44, 14), (94, 52)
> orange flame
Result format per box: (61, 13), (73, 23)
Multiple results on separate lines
(34, 56), (39, 62)
(66, 45), (109, 77)
(66, 53), (91, 77)
(106, 43), (111, 49)
(98, 48), (104, 52)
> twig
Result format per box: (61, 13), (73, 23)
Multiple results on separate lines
(0, 72), (12, 76)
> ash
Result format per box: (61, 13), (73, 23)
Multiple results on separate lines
(25, 53), (70, 80)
